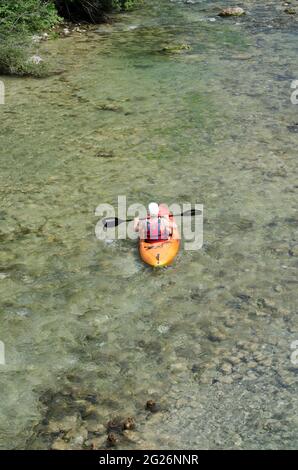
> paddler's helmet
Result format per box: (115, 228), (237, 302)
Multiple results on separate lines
(148, 202), (159, 217)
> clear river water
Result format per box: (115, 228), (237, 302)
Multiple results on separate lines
(0, 0), (297, 449)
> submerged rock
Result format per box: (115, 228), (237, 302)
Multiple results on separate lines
(146, 400), (160, 413)
(95, 150), (114, 158)
(51, 438), (70, 451)
(107, 432), (118, 447)
(219, 7), (245, 17)
(123, 417), (135, 430)
(284, 8), (296, 15)
(160, 43), (191, 54)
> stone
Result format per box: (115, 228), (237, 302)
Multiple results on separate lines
(161, 43), (191, 54)
(87, 437), (106, 450)
(107, 432), (118, 446)
(65, 426), (88, 447)
(146, 400), (160, 413)
(87, 421), (105, 434)
(207, 328), (226, 342)
(220, 375), (233, 384)
(29, 55), (43, 65)
(51, 438), (70, 450)
(284, 8), (296, 15)
(170, 362), (188, 373)
(219, 7), (245, 17)
(220, 362), (232, 375)
(123, 417), (135, 430)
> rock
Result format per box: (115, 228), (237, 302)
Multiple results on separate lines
(220, 375), (233, 384)
(253, 352), (266, 363)
(207, 328), (226, 342)
(65, 427), (88, 449)
(51, 438), (70, 450)
(0, 273), (8, 280)
(123, 430), (140, 444)
(161, 43), (191, 54)
(29, 55), (43, 65)
(146, 400), (160, 413)
(62, 28), (70, 36)
(247, 361), (257, 369)
(219, 7), (245, 17)
(97, 103), (122, 112)
(106, 417), (124, 433)
(123, 417), (135, 430)
(107, 432), (118, 447)
(289, 245), (298, 256)
(157, 324), (170, 334)
(95, 151), (114, 158)
(87, 421), (105, 434)
(32, 35), (42, 43)
(284, 8), (296, 15)
(88, 437), (106, 450)
(170, 362), (188, 373)
(228, 356), (241, 366)
(219, 362), (233, 375)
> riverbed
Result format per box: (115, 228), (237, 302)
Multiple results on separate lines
(0, 0), (297, 449)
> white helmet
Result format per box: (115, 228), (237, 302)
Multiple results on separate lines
(148, 202), (159, 217)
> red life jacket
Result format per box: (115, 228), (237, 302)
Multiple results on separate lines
(146, 214), (168, 241)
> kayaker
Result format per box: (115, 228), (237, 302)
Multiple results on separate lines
(134, 202), (175, 241)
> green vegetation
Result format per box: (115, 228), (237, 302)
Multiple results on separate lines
(0, 1), (60, 76)
(55, 1), (138, 22)
(0, 0), (139, 77)
(0, 0), (59, 33)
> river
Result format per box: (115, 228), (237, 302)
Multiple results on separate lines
(0, 0), (297, 449)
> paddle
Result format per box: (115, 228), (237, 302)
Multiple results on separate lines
(102, 208), (201, 229)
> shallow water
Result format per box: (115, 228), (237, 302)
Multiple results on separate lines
(0, 0), (297, 449)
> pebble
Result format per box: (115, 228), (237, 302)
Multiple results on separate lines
(87, 421), (105, 434)
(158, 325), (169, 334)
(146, 400), (160, 413)
(247, 361), (257, 369)
(220, 375), (233, 384)
(29, 55), (43, 65)
(51, 439), (70, 450)
(65, 426), (88, 446)
(170, 362), (188, 373)
(107, 432), (118, 446)
(219, 7), (245, 17)
(87, 437), (105, 450)
(220, 362), (233, 375)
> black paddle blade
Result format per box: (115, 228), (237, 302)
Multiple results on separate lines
(102, 217), (121, 228)
(181, 209), (202, 217)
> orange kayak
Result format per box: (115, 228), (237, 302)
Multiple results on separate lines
(139, 217), (180, 268)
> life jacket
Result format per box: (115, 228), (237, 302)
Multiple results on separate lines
(146, 213), (169, 242)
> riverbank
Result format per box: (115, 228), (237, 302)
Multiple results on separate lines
(0, 0), (140, 76)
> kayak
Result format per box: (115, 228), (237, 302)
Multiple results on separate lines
(139, 215), (180, 267)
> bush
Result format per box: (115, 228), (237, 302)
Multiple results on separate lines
(0, 34), (49, 77)
(54, 0), (139, 23)
(0, 0), (60, 33)
(0, 1), (59, 77)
